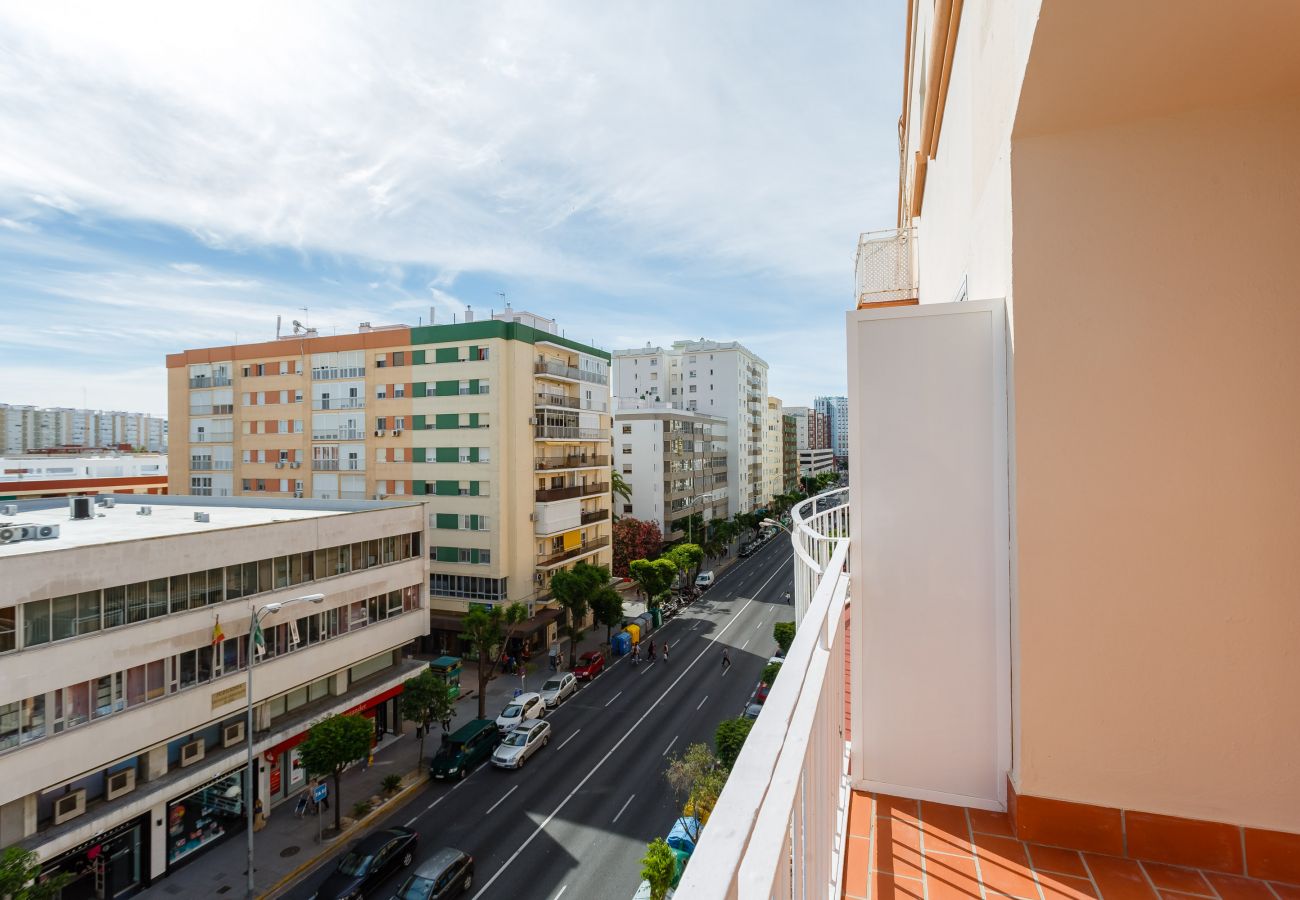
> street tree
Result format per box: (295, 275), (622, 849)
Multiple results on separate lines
(460, 602), (528, 718)
(401, 668), (455, 766)
(663, 542), (704, 588)
(0, 847), (71, 900)
(773, 621), (796, 654)
(714, 716), (756, 770)
(664, 742), (725, 840)
(551, 562), (609, 667)
(298, 713), (374, 833)
(629, 557), (677, 609)
(640, 838), (677, 900)
(590, 578), (625, 648)
(612, 516), (663, 577)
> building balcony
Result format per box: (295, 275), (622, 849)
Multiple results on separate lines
(189, 433), (233, 444)
(533, 361), (609, 385)
(312, 367), (366, 381)
(855, 226), (918, 306)
(534, 425), (610, 442)
(534, 454), (610, 471)
(312, 398), (366, 410)
(188, 459), (233, 471)
(311, 459), (365, 471)
(535, 482), (609, 503)
(534, 392), (608, 413)
(580, 508), (610, 526)
(311, 430), (366, 442)
(535, 535), (610, 569)
(188, 405), (234, 416)
(188, 376), (231, 388)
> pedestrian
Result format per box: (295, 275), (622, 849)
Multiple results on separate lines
(663, 642), (669, 663)
(253, 798), (266, 832)
(721, 648), (731, 673)
(294, 791), (309, 819)
(648, 640), (655, 661)
(632, 643), (640, 666)
(441, 713), (452, 733)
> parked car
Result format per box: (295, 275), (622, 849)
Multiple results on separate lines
(754, 681), (771, 704)
(311, 826), (417, 899)
(694, 571), (715, 590)
(573, 650), (605, 680)
(496, 692), (545, 733)
(394, 847), (474, 899)
(430, 719), (500, 781)
(491, 718), (552, 769)
(740, 543), (756, 557)
(539, 672), (577, 708)
(742, 701), (764, 720)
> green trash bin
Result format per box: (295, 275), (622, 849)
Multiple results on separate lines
(652, 607), (663, 629)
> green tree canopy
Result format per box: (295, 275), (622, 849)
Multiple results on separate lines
(298, 713), (374, 832)
(663, 542), (704, 586)
(640, 838), (677, 900)
(590, 579), (625, 648)
(551, 562), (610, 666)
(402, 668), (456, 765)
(664, 742), (725, 840)
(629, 557), (678, 609)
(0, 847), (72, 900)
(715, 716), (756, 770)
(460, 602), (528, 718)
(773, 621), (796, 654)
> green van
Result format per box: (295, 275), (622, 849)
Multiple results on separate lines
(430, 719), (500, 781)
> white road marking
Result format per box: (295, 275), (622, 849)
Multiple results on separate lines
(557, 729), (581, 751)
(553, 887), (568, 900)
(604, 691), (622, 708)
(696, 695), (708, 710)
(405, 815), (418, 827)
(641, 662), (654, 673)
(741, 639), (750, 650)
(662, 735), (678, 756)
(611, 794), (636, 824)
(469, 556), (791, 900)
(485, 785), (518, 816)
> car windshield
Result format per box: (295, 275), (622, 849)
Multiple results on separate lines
(397, 875), (436, 899)
(579, 655), (595, 664)
(502, 705), (522, 718)
(503, 730), (529, 747)
(542, 680), (562, 692)
(337, 851), (373, 876)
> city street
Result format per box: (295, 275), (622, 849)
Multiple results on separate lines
(280, 535), (795, 900)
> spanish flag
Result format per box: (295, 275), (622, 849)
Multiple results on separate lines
(212, 615), (225, 647)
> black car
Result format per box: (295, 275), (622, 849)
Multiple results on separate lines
(393, 846), (475, 899)
(312, 826), (418, 899)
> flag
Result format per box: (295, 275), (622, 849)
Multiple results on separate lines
(212, 616), (225, 647)
(252, 618), (266, 659)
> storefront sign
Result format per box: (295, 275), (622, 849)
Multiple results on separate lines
(210, 683), (247, 710)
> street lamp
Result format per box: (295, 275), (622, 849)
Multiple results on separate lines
(246, 592), (325, 900)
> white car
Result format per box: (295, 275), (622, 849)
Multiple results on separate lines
(491, 719), (551, 769)
(496, 692), (545, 733)
(539, 672), (577, 708)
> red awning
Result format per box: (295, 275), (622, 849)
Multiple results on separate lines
(266, 683), (405, 757)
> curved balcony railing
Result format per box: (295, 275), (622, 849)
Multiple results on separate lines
(791, 486), (850, 619)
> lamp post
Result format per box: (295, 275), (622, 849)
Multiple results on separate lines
(246, 592), (325, 900)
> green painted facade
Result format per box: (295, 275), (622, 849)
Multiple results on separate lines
(408, 319), (610, 361)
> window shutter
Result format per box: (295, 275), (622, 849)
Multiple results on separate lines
(413, 479), (426, 495)
(468, 413), (480, 428)
(411, 349), (426, 365)
(468, 447), (480, 463)
(435, 380), (458, 397)
(435, 413), (459, 430)
(412, 447), (426, 463)
(412, 414), (426, 431)
(435, 480), (458, 496)
(413, 382), (427, 398)
(435, 347), (459, 363)
(435, 447), (459, 463)
(436, 513), (459, 530)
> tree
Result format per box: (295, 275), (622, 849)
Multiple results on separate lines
(733, 510), (763, 543)
(551, 562), (609, 667)
(715, 717), (756, 770)
(773, 621), (796, 654)
(664, 742), (725, 840)
(611, 469), (632, 509)
(590, 579), (625, 647)
(0, 847), (72, 900)
(401, 669), (455, 767)
(629, 557), (678, 609)
(298, 713), (374, 832)
(460, 603), (528, 718)
(640, 838), (677, 900)
(663, 542), (704, 588)
(761, 661), (783, 685)
(612, 517), (663, 577)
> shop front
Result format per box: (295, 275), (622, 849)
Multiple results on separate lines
(42, 813), (150, 900)
(164, 766), (246, 871)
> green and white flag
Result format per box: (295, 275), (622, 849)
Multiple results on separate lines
(252, 618), (267, 659)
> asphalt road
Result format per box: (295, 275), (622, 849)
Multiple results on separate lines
(284, 534), (795, 900)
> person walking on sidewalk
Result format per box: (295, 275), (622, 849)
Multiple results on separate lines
(632, 643), (641, 666)
(721, 648), (731, 674)
(294, 790), (309, 819)
(648, 639), (655, 661)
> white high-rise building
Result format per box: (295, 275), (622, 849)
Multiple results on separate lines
(612, 339), (769, 514)
(763, 397), (785, 505)
(814, 395), (848, 464)
(783, 405), (811, 450)
(0, 405), (168, 454)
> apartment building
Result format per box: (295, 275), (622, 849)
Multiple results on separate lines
(0, 405), (168, 454)
(0, 494), (427, 895)
(613, 402), (729, 541)
(0, 455), (168, 501)
(781, 414), (797, 493)
(167, 308), (612, 652)
(813, 395), (848, 465)
(797, 447), (834, 480)
(685, 1), (1300, 896)
(611, 339), (768, 514)
(762, 396), (784, 505)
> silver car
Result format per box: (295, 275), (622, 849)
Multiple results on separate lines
(490, 719), (551, 769)
(539, 673), (577, 708)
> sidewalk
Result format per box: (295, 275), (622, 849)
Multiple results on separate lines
(141, 723), (428, 899)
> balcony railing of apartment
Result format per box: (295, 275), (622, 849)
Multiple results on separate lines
(189, 404), (234, 416)
(536, 535), (610, 567)
(311, 459), (365, 471)
(580, 508), (610, 525)
(312, 398), (366, 410)
(312, 367), (366, 380)
(311, 429), (367, 441)
(678, 487), (851, 899)
(856, 225), (918, 306)
(534, 392), (609, 413)
(533, 360), (609, 385)
(188, 376), (232, 388)
(534, 425), (610, 441)
(189, 433), (233, 443)
(534, 454), (611, 471)
(188, 459), (233, 471)
(535, 482), (609, 503)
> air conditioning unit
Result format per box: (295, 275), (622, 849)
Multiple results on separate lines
(53, 789), (87, 824)
(179, 739), (205, 767)
(290, 462), (301, 469)
(136, 506), (153, 516)
(0, 525), (27, 543)
(374, 430), (386, 437)
(274, 462), (285, 469)
(393, 430), (402, 437)
(222, 721), (245, 748)
(293, 491), (304, 498)
(106, 768), (136, 801)
(34, 524), (59, 540)
(103, 498), (116, 508)
(194, 512), (210, 523)
(0, 504), (17, 516)
(529, 417), (538, 425)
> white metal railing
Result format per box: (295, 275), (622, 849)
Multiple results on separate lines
(677, 532), (852, 900)
(791, 487), (850, 621)
(855, 226), (918, 305)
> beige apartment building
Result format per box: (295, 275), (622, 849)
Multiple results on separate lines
(168, 308), (612, 651)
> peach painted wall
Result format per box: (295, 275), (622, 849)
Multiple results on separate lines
(1010, 98), (1300, 832)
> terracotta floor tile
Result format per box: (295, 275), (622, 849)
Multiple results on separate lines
(975, 833), (1032, 866)
(875, 838), (925, 880)
(843, 835), (871, 895)
(1159, 893), (1215, 900)
(975, 835), (1039, 899)
(925, 853), (985, 900)
(1141, 863), (1215, 896)
(1029, 844), (1089, 877)
(1039, 873), (1101, 900)
(877, 793), (922, 825)
(970, 807), (1016, 837)
(1084, 854), (1159, 900)
(873, 871), (926, 900)
(1203, 874), (1276, 900)
(922, 801), (975, 855)
(850, 791), (875, 838)
(880, 817), (924, 853)
(1269, 883), (1300, 900)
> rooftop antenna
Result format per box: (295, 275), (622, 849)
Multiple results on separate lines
(300, 307), (310, 328)
(276, 314), (282, 339)
(497, 291), (508, 307)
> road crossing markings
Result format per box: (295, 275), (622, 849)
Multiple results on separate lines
(470, 552), (793, 900)
(611, 794), (636, 824)
(557, 729), (581, 752)
(485, 785), (518, 816)
(696, 695), (708, 710)
(662, 735), (678, 756)
(604, 691), (622, 708)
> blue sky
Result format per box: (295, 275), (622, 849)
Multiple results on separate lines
(0, 1), (903, 415)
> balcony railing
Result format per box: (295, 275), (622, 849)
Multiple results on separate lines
(189, 433), (233, 443)
(312, 367), (366, 380)
(311, 429), (366, 441)
(535, 482), (609, 503)
(535, 535), (610, 568)
(678, 488), (851, 899)
(189, 404), (234, 416)
(534, 425), (610, 441)
(189, 459), (233, 471)
(189, 376), (231, 388)
(533, 361), (609, 385)
(312, 398), (365, 410)
(534, 392), (609, 413)
(580, 508), (610, 526)
(311, 459), (365, 471)
(534, 454), (610, 471)
(856, 226), (918, 305)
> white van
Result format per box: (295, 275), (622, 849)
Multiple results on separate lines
(694, 571), (715, 590)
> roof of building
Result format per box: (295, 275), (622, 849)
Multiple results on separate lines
(0, 495), (419, 557)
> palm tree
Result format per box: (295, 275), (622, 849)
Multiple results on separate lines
(611, 470), (632, 520)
